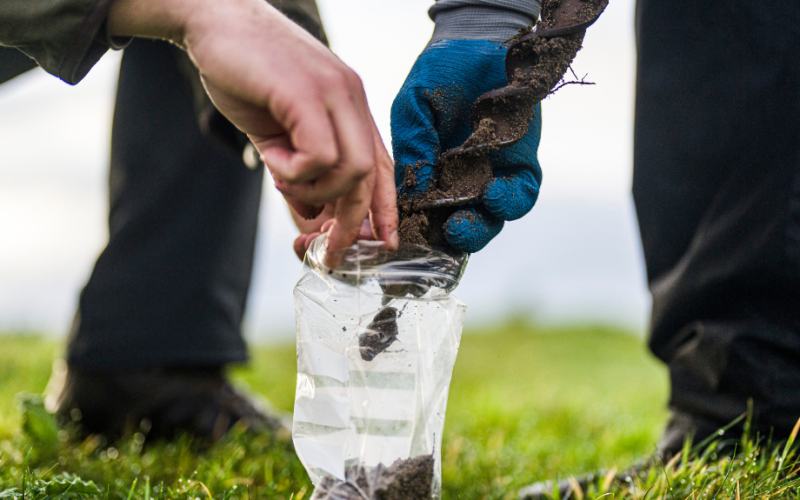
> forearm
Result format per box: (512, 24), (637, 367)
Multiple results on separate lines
(428, 0), (542, 43)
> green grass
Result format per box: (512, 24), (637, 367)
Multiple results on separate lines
(0, 324), (797, 500)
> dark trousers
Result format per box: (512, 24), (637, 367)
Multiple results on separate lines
(634, 0), (800, 434)
(66, 39), (264, 372)
(64, 0), (328, 373)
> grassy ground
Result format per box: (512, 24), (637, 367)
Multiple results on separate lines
(0, 324), (797, 500)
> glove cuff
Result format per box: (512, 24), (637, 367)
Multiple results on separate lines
(429, 2), (540, 44)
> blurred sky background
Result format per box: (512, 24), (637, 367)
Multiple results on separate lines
(0, 0), (649, 342)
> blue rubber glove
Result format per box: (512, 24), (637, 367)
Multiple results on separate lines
(391, 38), (542, 253)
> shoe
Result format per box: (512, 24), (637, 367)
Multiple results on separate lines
(44, 360), (290, 442)
(518, 409), (739, 500)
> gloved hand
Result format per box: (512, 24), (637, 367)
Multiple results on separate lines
(391, 38), (542, 253)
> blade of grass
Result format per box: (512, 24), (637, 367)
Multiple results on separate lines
(602, 467), (618, 493)
(192, 480), (213, 500)
(641, 482), (657, 500)
(22, 448), (31, 500)
(693, 413), (747, 456)
(711, 444), (737, 500)
(655, 452), (672, 493)
(567, 477), (584, 500)
(127, 478), (138, 500)
(772, 417), (800, 487)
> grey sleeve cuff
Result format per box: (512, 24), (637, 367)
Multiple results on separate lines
(429, 0), (541, 43)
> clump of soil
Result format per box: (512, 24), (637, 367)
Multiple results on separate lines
(397, 0), (606, 250)
(311, 455), (435, 500)
(373, 455), (434, 500)
(438, 155), (492, 199)
(359, 307), (399, 361)
(398, 213), (429, 247)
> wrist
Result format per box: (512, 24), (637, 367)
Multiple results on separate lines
(106, 0), (196, 44)
(429, 5), (537, 44)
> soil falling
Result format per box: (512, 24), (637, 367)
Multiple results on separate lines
(359, 307), (399, 361)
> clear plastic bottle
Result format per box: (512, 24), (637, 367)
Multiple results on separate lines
(292, 234), (468, 500)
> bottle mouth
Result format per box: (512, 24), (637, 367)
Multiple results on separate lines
(305, 233), (469, 295)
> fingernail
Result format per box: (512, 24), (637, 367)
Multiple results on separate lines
(390, 230), (398, 249)
(360, 218), (373, 238)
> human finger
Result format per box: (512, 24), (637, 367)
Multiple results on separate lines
(321, 218), (335, 233)
(283, 193), (324, 221)
(274, 162), (366, 206)
(359, 218), (375, 240)
(270, 73), (374, 205)
(294, 234), (308, 261)
(326, 70), (375, 183)
(284, 196), (334, 235)
(258, 101), (339, 185)
(293, 232), (321, 261)
(324, 172), (375, 268)
(368, 125), (399, 250)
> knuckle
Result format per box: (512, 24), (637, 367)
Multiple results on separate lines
(303, 187), (338, 207)
(309, 148), (339, 170)
(345, 69), (364, 89)
(324, 69), (349, 91)
(349, 159), (373, 179)
(277, 171), (302, 184)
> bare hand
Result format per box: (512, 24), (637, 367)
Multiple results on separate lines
(107, 0), (398, 266)
(289, 119), (398, 265)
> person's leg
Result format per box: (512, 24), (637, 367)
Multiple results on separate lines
(66, 38), (262, 372)
(51, 38), (269, 439)
(67, 0), (329, 373)
(53, 0), (330, 439)
(633, 0), (800, 449)
(520, 2), (800, 497)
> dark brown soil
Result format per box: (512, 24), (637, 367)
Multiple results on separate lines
(359, 307), (399, 361)
(374, 455), (434, 500)
(438, 155), (492, 199)
(311, 455), (434, 500)
(397, 0), (606, 249)
(398, 213), (429, 247)
(505, 34), (583, 102)
(402, 161), (423, 190)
